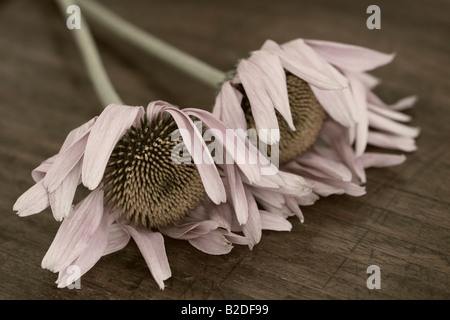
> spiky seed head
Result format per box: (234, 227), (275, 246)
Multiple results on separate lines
(241, 72), (326, 165)
(103, 115), (206, 229)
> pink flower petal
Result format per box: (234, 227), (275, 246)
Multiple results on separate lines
(260, 210), (292, 231)
(224, 164), (248, 225)
(249, 51), (294, 130)
(31, 155), (57, 182)
(241, 188), (262, 249)
(122, 226), (171, 290)
(296, 152), (352, 182)
(213, 81), (247, 130)
(82, 104), (145, 190)
(237, 58), (280, 144)
(367, 131), (417, 152)
(360, 152), (406, 168)
(390, 95), (418, 111)
(188, 230), (233, 255)
(103, 223), (131, 256)
(49, 160), (82, 221)
(60, 117), (97, 153)
(347, 73), (369, 156)
(55, 209), (112, 288)
(41, 189), (105, 272)
(150, 102), (226, 204)
(184, 107), (262, 184)
(368, 103), (412, 122)
(295, 192), (320, 206)
(261, 39), (345, 90)
(13, 180), (49, 217)
(159, 220), (220, 240)
(368, 110), (420, 138)
(284, 195), (304, 222)
(305, 39), (395, 71)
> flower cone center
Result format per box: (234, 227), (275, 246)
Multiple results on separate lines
(103, 115), (206, 228)
(242, 73), (326, 165)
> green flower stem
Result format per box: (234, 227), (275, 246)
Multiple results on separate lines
(55, 0), (123, 107)
(77, 0), (227, 89)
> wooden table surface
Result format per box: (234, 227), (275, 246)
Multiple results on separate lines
(1, 0), (449, 300)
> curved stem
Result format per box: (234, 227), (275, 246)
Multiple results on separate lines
(55, 0), (123, 107)
(77, 0), (227, 89)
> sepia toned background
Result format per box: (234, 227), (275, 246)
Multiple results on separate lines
(0, 0), (448, 299)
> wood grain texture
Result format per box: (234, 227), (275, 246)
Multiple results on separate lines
(0, 0), (449, 300)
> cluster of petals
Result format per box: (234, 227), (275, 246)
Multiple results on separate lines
(213, 38), (419, 219)
(14, 101), (308, 289)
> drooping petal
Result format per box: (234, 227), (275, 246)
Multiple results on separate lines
(260, 210), (292, 231)
(284, 195), (304, 222)
(103, 223), (131, 256)
(214, 81), (247, 130)
(368, 110), (420, 138)
(241, 188), (262, 249)
(223, 164), (248, 225)
(159, 220), (220, 240)
(49, 160), (82, 221)
(261, 39), (345, 90)
(151, 102), (226, 204)
(13, 180), (49, 217)
(82, 104), (145, 190)
(305, 39), (395, 72)
(41, 189), (104, 273)
(367, 131), (417, 152)
(248, 51), (294, 130)
(122, 226), (171, 290)
(60, 117), (97, 153)
(295, 152), (352, 182)
(347, 73), (369, 156)
(31, 155), (57, 182)
(359, 152), (406, 168)
(55, 208), (112, 288)
(368, 103), (412, 122)
(188, 230), (233, 255)
(184, 107), (262, 184)
(237, 58), (280, 144)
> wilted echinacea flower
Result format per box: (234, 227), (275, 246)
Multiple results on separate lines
(13, 100), (310, 289)
(213, 38), (419, 218)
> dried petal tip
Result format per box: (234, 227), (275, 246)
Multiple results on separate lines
(242, 73), (326, 165)
(103, 115), (206, 229)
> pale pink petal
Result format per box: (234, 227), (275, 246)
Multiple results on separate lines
(261, 39), (344, 90)
(308, 177), (366, 197)
(55, 209), (112, 288)
(159, 220), (220, 240)
(369, 110), (420, 138)
(121, 226), (171, 290)
(353, 72), (380, 89)
(295, 192), (320, 206)
(311, 85), (357, 127)
(188, 230), (233, 255)
(367, 131), (417, 152)
(31, 155), (57, 182)
(221, 230), (250, 246)
(44, 134), (87, 193)
(249, 51), (294, 130)
(13, 180), (49, 217)
(210, 203), (234, 231)
(390, 95), (418, 111)
(82, 104), (145, 190)
(360, 153), (406, 168)
(249, 186), (286, 209)
(224, 164), (248, 225)
(347, 73), (369, 156)
(103, 223), (131, 256)
(151, 103), (226, 204)
(184, 108), (262, 184)
(368, 103), (412, 122)
(260, 210), (292, 231)
(241, 188), (262, 249)
(305, 178), (345, 197)
(296, 152), (352, 182)
(41, 189), (104, 272)
(49, 160), (82, 221)
(214, 81), (247, 130)
(305, 39), (395, 71)
(284, 195), (304, 222)
(60, 117), (97, 153)
(237, 58), (280, 144)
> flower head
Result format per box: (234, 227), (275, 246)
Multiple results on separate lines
(214, 38), (419, 216)
(14, 100), (278, 289)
